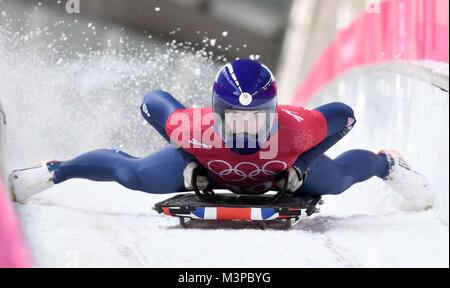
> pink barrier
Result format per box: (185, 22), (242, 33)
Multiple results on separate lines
(0, 180), (31, 268)
(294, 0), (449, 105)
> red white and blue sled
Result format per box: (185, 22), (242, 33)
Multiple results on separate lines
(154, 172), (323, 229)
(154, 193), (323, 229)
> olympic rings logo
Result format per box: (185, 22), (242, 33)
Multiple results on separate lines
(207, 160), (287, 182)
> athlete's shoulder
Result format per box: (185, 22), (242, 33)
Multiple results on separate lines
(276, 105), (328, 154)
(277, 105), (326, 129)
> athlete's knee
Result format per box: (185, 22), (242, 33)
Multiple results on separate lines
(114, 167), (143, 191)
(141, 89), (185, 127)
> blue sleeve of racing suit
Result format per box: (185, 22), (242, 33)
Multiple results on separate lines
(141, 89), (196, 162)
(294, 102), (356, 172)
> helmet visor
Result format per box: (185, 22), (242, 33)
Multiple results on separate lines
(212, 90), (277, 144)
(223, 109), (272, 137)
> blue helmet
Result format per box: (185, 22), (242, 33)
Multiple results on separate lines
(212, 59), (278, 153)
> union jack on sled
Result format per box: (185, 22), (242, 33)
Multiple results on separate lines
(154, 171), (322, 229)
(154, 193), (323, 229)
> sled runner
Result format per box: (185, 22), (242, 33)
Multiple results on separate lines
(154, 193), (323, 229)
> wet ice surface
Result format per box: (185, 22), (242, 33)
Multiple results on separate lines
(2, 1), (449, 267)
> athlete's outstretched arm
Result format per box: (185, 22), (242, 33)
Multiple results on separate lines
(141, 90), (207, 189)
(141, 89), (195, 162)
(294, 102), (356, 172)
(141, 89), (185, 142)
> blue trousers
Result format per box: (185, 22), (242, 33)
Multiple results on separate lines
(53, 90), (389, 196)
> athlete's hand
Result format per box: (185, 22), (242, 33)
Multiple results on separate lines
(276, 166), (306, 193)
(183, 162), (209, 191)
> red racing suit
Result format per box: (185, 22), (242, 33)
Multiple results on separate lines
(166, 105), (327, 194)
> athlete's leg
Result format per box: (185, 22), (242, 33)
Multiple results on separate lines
(10, 91), (192, 202)
(296, 150), (390, 196)
(54, 90), (192, 193)
(52, 146), (190, 194)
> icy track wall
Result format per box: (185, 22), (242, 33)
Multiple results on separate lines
(0, 182), (31, 267)
(0, 101), (5, 177)
(293, 0), (449, 225)
(1, 101), (30, 267)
